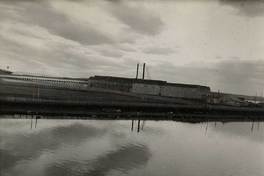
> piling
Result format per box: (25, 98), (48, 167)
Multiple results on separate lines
(131, 120), (134, 131)
(137, 120), (140, 133)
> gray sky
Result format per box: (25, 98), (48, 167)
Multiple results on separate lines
(1, 0), (264, 95)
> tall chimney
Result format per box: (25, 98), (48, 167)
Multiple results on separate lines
(136, 63), (139, 79)
(142, 63), (146, 80)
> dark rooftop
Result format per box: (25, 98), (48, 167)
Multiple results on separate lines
(166, 82), (210, 89)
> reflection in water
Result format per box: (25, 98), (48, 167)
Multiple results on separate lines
(1, 118), (264, 176)
(130, 120), (145, 133)
(45, 144), (150, 176)
(30, 117), (38, 129)
(0, 123), (109, 173)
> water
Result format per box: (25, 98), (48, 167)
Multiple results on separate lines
(1, 118), (264, 176)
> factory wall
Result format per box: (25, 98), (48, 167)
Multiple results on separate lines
(161, 85), (209, 99)
(131, 83), (209, 100)
(88, 76), (210, 100)
(0, 75), (89, 90)
(131, 83), (161, 95)
(88, 79), (132, 92)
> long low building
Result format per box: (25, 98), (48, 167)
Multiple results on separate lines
(0, 70), (210, 103)
(88, 76), (210, 101)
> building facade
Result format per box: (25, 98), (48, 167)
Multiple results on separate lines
(88, 76), (210, 101)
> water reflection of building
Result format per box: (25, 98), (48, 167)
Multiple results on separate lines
(131, 120), (145, 133)
(1, 121), (152, 176)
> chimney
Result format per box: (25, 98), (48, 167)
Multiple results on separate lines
(142, 63), (146, 80)
(136, 63), (139, 79)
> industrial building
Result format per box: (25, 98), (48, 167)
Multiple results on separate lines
(88, 76), (210, 101)
(0, 67), (210, 107)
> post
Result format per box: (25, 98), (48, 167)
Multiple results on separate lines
(30, 115), (33, 129)
(35, 117), (38, 128)
(142, 63), (146, 80)
(136, 63), (139, 79)
(251, 121), (254, 132)
(137, 120), (140, 133)
(141, 120), (145, 130)
(131, 120), (134, 131)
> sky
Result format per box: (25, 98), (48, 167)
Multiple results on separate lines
(0, 0), (264, 95)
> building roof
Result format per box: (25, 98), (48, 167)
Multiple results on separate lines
(89, 76), (135, 83)
(90, 75), (166, 85)
(90, 75), (210, 89)
(166, 82), (210, 89)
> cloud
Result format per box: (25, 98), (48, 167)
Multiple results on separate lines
(213, 59), (264, 93)
(142, 46), (175, 55)
(108, 2), (164, 35)
(97, 48), (123, 58)
(219, 0), (264, 17)
(16, 1), (114, 45)
(148, 59), (264, 95)
(0, 33), (109, 77)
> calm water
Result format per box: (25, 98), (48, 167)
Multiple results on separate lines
(0, 118), (264, 176)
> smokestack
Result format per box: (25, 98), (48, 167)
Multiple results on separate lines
(136, 63), (139, 79)
(142, 63), (146, 80)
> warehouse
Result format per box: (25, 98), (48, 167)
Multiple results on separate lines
(88, 76), (210, 101)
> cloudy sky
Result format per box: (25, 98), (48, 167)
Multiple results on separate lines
(1, 0), (264, 95)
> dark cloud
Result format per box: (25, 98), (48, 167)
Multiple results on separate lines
(0, 33), (139, 78)
(108, 3), (164, 35)
(219, 0), (264, 17)
(150, 59), (264, 95)
(12, 1), (114, 45)
(213, 59), (264, 94)
(142, 46), (175, 55)
(0, 38), (88, 76)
